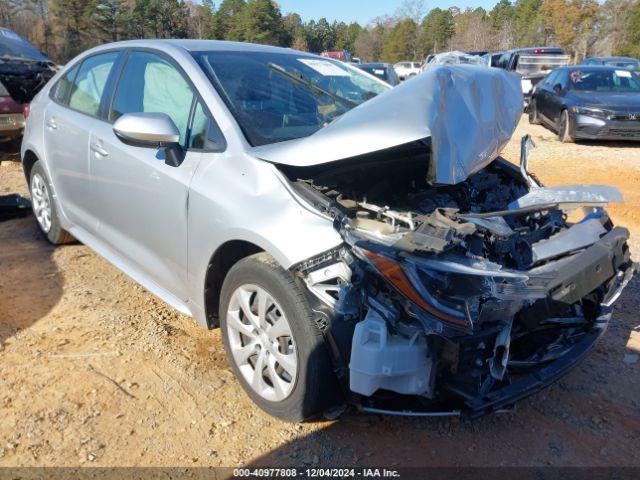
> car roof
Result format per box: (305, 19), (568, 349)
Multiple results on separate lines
(359, 62), (389, 68)
(505, 47), (564, 54)
(586, 56), (638, 62)
(559, 65), (635, 72)
(87, 39), (306, 55)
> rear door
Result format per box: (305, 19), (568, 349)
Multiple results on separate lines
(43, 51), (120, 230)
(88, 50), (211, 300)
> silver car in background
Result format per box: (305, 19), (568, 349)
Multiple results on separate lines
(22, 40), (634, 421)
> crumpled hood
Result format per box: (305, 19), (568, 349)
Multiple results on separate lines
(251, 65), (523, 185)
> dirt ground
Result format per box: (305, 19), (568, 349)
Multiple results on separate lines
(1, 116), (640, 468)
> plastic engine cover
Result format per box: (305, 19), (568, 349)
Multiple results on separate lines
(349, 310), (433, 397)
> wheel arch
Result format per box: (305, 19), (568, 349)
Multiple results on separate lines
(203, 239), (264, 329)
(22, 149), (40, 183)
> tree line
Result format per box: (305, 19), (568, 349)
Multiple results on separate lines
(1, 0), (639, 64)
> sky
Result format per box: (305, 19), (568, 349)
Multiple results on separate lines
(275, 0), (499, 25)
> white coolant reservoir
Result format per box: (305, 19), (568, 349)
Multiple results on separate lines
(349, 310), (434, 397)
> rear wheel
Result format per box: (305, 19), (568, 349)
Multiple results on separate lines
(29, 161), (74, 244)
(557, 109), (574, 143)
(219, 252), (340, 422)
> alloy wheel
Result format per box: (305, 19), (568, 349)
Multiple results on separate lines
(31, 172), (52, 233)
(225, 284), (297, 402)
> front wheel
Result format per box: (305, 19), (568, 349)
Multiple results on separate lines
(219, 253), (340, 422)
(558, 109), (574, 143)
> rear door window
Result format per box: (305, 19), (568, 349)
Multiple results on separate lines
(110, 51), (195, 147)
(68, 52), (119, 117)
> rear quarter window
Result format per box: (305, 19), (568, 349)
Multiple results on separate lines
(51, 64), (80, 105)
(68, 52), (119, 117)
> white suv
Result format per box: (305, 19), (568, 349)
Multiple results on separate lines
(393, 61), (421, 80)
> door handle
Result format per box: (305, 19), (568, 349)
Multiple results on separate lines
(46, 118), (57, 130)
(90, 142), (109, 157)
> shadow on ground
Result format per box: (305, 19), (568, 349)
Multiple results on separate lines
(0, 217), (63, 344)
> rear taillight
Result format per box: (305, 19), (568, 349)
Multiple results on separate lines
(23, 104), (30, 119)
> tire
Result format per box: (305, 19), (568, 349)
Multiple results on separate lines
(557, 109), (574, 143)
(29, 161), (74, 244)
(219, 252), (340, 422)
(528, 100), (540, 125)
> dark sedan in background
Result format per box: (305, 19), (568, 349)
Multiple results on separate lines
(529, 65), (640, 142)
(355, 62), (400, 86)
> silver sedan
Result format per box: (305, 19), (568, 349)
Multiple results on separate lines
(21, 40), (634, 422)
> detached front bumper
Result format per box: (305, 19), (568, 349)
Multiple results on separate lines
(462, 229), (635, 418)
(465, 307), (609, 418)
(573, 114), (640, 141)
(354, 226), (635, 418)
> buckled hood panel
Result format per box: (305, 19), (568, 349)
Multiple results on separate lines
(252, 65), (523, 185)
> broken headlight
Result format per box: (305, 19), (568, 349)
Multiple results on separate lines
(360, 249), (479, 330)
(408, 266), (486, 328)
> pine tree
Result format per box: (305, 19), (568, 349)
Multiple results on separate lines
(50, 0), (94, 61)
(381, 18), (417, 63)
(418, 8), (455, 54)
(92, 0), (127, 42)
(212, 0), (246, 40)
(240, 0), (286, 45)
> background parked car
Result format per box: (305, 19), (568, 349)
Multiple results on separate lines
(493, 47), (570, 108)
(355, 62), (400, 86)
(529, 65), (640, 142)
(321, 50), (352, 62)
(0, 28), (56, 151)
(580, 56), (640, 73)
(424, 51), (487, 67)
(393, 61), (421, 80)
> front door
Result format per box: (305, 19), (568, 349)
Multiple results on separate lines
(88, 50), (204, 300)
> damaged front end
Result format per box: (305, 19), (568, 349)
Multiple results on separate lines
(286, 142), (635, 418)
(264, 66), (635, 418)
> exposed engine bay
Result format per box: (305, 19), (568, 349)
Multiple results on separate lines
(0, 60), (55, 105)
(279, 137), (635, 418)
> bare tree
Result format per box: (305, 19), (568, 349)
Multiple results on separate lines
(593, 0), (635, 55)
(396, 0), (427, 23)
(449, 8), (494, 51)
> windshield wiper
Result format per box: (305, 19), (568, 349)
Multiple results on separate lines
(267, 62), (358, 109)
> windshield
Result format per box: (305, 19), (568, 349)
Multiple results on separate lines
(194, 51), (389, 146)
(0, 29), (50, 63)
(516, 54), (570, 75)
(568, 69), (640, 92)
(603, 60), (640, 70)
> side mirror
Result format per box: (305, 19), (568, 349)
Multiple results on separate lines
(113, 112), (184, 167)
(553, 83), (563, 95)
